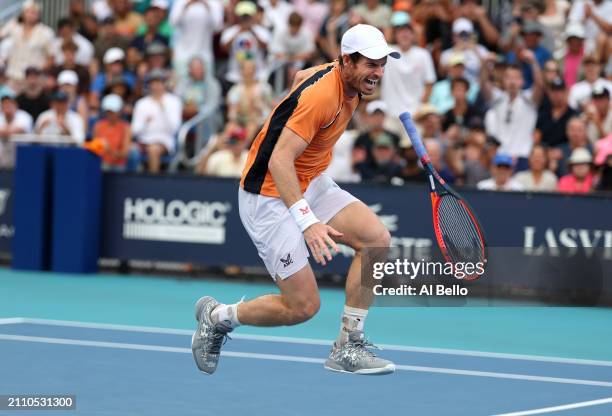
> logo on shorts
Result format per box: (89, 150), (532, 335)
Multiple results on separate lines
(299, 207), (310, 215)
(280, 253), (294, 268)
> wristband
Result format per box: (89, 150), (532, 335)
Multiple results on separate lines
(289, 198), (319, 232)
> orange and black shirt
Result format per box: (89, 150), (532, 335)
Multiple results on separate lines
(240, 61), (359, 197)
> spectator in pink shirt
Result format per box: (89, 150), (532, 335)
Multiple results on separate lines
(557, 147), (594, 194)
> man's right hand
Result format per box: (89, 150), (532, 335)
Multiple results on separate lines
(303, 222), (343, 266)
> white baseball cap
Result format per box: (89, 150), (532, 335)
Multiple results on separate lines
(103, 47), (125, 64)
(57, 69), (78, 86)
(101, 94), (123, 113)
(564, 23), (586, 40)
(365, 100), (387, 114)
(150, 0), (169, 9)
(453, 17), (474, 34)
(341, 24), (400, 60)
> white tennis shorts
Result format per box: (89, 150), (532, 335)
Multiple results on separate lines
(238, 173), (358, 280)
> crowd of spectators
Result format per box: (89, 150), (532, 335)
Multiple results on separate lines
(0, 0), (610, 194)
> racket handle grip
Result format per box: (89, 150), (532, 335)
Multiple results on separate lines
(399, 112), (428, 161)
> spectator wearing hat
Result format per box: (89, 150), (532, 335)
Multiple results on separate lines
(35, 91), (85, 143)
(558, 23), (586, 90)
(16, 67), (49, 121)
(220, 1), (271, 85)
(500, 0), (554, 53)
(134, 42), (173, 96)
(93, 17), (130, 70)
(57, 70), (88, 135)
(568, 55), (612, 111)
(93, 94), (131, 171)
(170, 0), (224, 78)
(439, 17), (489, 85)
(415, 103), (443, 143)
(568, 0), (612, 55)
(535, 77), (577, 147)
(381, 12), (436, 126)
(477, 153), (525, 191)
(505, 20), (551, 89)
(454, 0), (501, 51)
(49, 40), (91, 96)
(354, 132), (402, 184)
(350, 0), (392, 32)
(110, 0), (144, 38)
(131, 69), (182, 173)
(584, 86), (612, 144)
(354, 100), (401, 165)
(0, 1), (54, 87)
(317, 0), (349, 61)
(0, 90), (33, 168)
(195, 126), (250, 177)
(482, 50), (544, 171)
(52, 17), (94, 67)
(91, 48), (136, 102)
(513, 144), (558, 191)
(429, 52), (480, 114)
(557, 147), (595, 193)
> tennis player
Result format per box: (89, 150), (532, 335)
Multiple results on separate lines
(192, 24), (399, 375)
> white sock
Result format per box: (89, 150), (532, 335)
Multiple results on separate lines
(211, 300), (242, 329)
(337, 305), (368, 345)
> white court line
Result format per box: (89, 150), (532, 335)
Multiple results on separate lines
(1, 333), (612, 388)
(492, 396), (612, 415)
(10, 317), (612, 368)
(0, 317), (25, 325)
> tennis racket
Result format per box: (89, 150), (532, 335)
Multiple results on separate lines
(400, 112), (487, 281)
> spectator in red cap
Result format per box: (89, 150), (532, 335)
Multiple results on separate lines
(557, 147), (594, 193)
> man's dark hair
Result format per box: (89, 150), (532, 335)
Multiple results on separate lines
(338, 52), (362, 68)
(505, 63), (523, 73)
(451, 77), (470, 90)
(57, 17), (73, 30)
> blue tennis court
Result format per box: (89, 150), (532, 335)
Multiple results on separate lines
(2, 269), (612, 415)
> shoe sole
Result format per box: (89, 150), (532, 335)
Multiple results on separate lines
(323, 363), (396, 375)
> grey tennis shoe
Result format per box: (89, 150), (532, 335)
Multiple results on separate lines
(191, 296), (233, 375)
(324, 330), (395, 375)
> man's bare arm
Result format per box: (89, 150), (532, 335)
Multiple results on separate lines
(268, 126), (309, 208)
(268, 127), (342, 265)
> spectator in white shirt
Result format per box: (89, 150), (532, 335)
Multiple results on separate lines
(0, 90), (33, 168)
(568, 55), (612, 111)
(260, 0), (294, 37)
(35, 91), (84, 144)
(440, 18), (489, 84)
(52, 18), (94, 67)
(220, 1), (271, 84)
(513, 144), (558, 191)
(483, 51), (544, 171)
(477, 153), (525, 191)
(269, 12), (316, 69)
(381, 12), (436, 142)
(131, 69), (182, 173)
(170, 0), (224, 77)
(568, 0), (612, 54)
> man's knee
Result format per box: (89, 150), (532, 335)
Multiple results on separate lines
(288, 296), (320, 324)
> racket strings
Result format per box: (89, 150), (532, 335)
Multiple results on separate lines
(437, 195), (485, 263)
